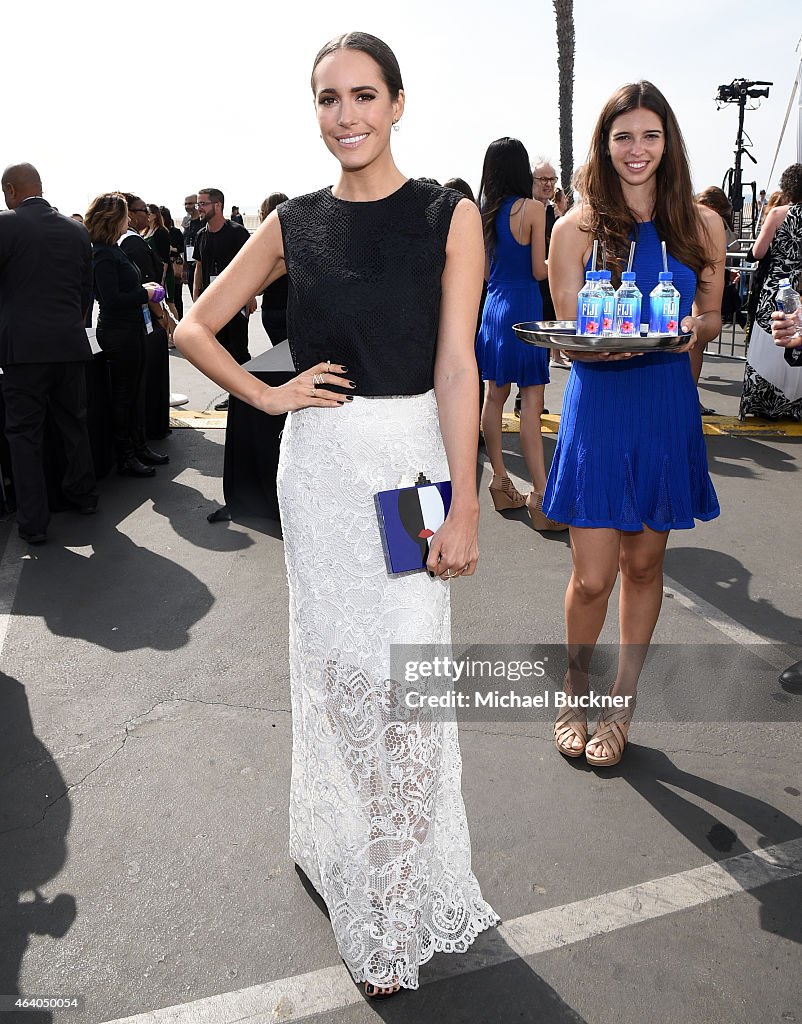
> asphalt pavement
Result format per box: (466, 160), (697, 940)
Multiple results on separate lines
(1, 305), (800, 1024)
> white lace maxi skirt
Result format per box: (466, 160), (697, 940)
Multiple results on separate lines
(276, 390), (498, 990)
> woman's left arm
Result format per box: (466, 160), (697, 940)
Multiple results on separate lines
(679, 206), (725, 352)
(429, 199), (484, 579)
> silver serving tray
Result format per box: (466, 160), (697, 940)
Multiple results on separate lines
(513, 321), (691, 353)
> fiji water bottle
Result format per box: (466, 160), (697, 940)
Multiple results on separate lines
(614, 272), (642, 337)
(648, 271), (680, 335)
(576, 272), (603, 337)
(776, 279), (802, 367)
(775, 279), (802, 318)
(597, 270), (616, 336)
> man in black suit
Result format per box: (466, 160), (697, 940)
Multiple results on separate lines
(0, 163), (97, 544)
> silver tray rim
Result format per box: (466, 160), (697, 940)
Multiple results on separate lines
(513, 320), (690, 353)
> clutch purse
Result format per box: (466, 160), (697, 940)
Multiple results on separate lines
(374, 474), (452, 576)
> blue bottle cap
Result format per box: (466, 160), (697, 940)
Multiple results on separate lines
(658, 271), (673, 281)
(599, 270), (612, 280)
(622, 271), (636, 281)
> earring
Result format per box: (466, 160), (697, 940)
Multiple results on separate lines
(392, 120), (401, 132)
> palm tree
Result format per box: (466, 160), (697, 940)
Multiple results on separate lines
(553, 0), (575, 204)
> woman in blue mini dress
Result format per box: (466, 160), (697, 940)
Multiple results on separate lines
(475, 138), (565, 529)
(545, 81), (724, 765)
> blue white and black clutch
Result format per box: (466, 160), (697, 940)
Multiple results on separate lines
(374, 478), (452, 576)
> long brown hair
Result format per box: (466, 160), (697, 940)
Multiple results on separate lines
(146, 203), (165, 231)
(581, 81), (714, 287)
(259, 191), (289, 223)
(695, 186), (734, 232)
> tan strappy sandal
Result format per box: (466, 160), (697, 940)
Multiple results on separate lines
(526, 492), (569, 532)
(488, 475), (527, 511)
(585, 693), (636, 767)
(554, 703), (588, 758)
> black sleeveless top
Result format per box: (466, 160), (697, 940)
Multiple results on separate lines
(278, 179), (462, 396)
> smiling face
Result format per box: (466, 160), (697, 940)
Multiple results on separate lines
(607, 107), (665, 189)
(532, 162), (557, 203)
(313, 48), (404, 173)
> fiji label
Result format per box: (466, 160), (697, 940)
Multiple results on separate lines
(601, 296), (616, 336)
(615, 297), (642, 335)
(577, 297), (603, 336)
(649, 297), (679, 335)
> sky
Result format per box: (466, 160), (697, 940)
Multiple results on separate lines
(4, 0), (801, 220)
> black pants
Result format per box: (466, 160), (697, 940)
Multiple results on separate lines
(539, 278), (556, 321)
(173, 278), (184, 320)
(2, 362), (97, 534)
(261, 307), (287, 345)
(96, 324), (147, 464)
(217, 314), (250, 365)
(144, 324), (170, 439)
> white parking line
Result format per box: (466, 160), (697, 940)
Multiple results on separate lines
(102, 836), (802, 1024)
(0, 532), (25, 658)
(662, 574), (792, 671)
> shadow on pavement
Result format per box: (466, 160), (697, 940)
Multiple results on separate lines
(7, 428), (273, 652)
(296, 868), (587, 1023)
(609, 747), (802, 946)
(706, 434), (801, 479)
(367, 950), (588, 1023)
(0, 675), (76, 1024)
(664, 546), (802, 647)
(11, 525), (214, 652)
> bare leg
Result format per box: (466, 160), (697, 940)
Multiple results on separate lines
(586, 525), (669, 760)
(561, 527), (621, 751)
(518, 384), (547, 495)
(481, 380), (513, 482)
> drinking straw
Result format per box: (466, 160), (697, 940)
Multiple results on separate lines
(661, 240), (668, 274)
(591, 239), (599, 273)
(627, 241), (635, 273)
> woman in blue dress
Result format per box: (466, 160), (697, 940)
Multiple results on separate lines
(476, 138), (565, 530)
(544, 81), (724, 765)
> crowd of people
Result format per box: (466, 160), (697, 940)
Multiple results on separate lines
(4, 151), (798, 536)
(1, 26), (801, 1001)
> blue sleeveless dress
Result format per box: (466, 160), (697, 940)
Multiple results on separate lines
(542, 222), (720, 532)
(475, 198), (549, 386)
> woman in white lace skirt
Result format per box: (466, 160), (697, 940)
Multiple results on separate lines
(176, 31), (497, 998)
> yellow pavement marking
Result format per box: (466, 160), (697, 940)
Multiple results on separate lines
(699, 416), (802, 436)
(169, 409), (228, 429)
(171, 409), (802, 437)
(501, 413), (802, 437)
